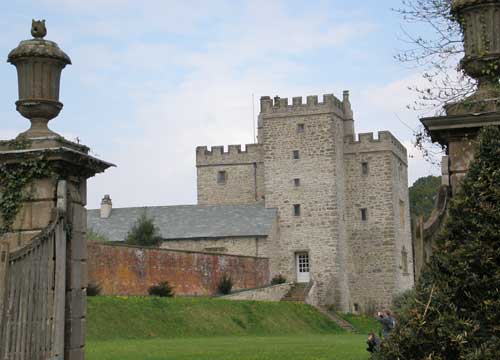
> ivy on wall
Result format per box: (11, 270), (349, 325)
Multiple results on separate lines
(0, 138), (52, 235)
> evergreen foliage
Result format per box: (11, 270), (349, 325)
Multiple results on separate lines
(148, 281), (174, 297)
(409, 175), (442, 221)
(125, 213), (162, 247)
(217, 274), (233, 295)
(271, 274), (287, 285)
(377, 127), (500, 360)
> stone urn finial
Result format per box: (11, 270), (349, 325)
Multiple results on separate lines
(447, 0), (500, 114)
(8, 20), (71, 138)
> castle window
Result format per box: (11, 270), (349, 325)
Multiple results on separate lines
(362, 162), (369, 175)
(399, 200), (405, 229)
(294, 178), (301, 187)
(217, 171), (227, 185)
(402, 247), (409, 274)
(353, 303), (360, 313)
(361, 208), (367, 221)
(293, 204), (301, 216)
(293, 150), (300, 160)
(297, 124), (305, 133)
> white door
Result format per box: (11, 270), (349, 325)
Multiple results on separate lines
(296, 253), (310, 283)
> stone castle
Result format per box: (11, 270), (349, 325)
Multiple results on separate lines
(195, 91), (413, 311)
(89, 91), (414, 312)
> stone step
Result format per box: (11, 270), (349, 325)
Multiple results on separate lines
(316, 306), (355, 332)
(281, 282), (309, 302)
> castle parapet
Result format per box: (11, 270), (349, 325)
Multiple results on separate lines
(196, 143), (263, 167)
(344, 131), (408, 164)
(260, 93), (346, 118)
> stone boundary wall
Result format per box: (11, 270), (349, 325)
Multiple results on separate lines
(87, 242), (269, 296)
(220, 283), (292, 301)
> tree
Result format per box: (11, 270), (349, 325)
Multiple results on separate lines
(409, 175), (441, 221)
(394, 0), (474, 111)
(125, 212), (162, 247)
(376, 126), (500, 360)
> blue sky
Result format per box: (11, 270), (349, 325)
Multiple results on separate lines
(0, 0), (442, 209)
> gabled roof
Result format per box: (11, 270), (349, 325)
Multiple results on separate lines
(87, 203), (277, 243)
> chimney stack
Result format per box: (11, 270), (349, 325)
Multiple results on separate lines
(100, 195), (112, 218)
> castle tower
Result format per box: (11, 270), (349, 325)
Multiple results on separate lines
(258, 94), (351, 310)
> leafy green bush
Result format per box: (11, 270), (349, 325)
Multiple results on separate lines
(148, 281), (174, 297)
(87, 282), (102, 296)
(271, 274), (287, 285)
(125, 213), (162, 247)
(377, 126), (500, 360)
(217, 274), (233, 295)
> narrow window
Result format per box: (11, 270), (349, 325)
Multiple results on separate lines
(399, 200), (405, 228)
(217, 171), (227, 185)
(297, 124), (305, 133)
(361, 208), (367, 221)
(353, 303), (360, 313)
(362, 162), (369, 175)
(402, 247), (409, 274)
(293, 204), (301, 216)
(294, 178), (301, 187)
(293, 150), (300, 160)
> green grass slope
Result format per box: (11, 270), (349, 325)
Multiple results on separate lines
(339, 314), (381, 334)
(87, 296), (344, 341)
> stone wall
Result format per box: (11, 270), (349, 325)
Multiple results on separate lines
(160, 236), (266, 257)
(343, 132), (414, 312)
(88, 242), (270, 296)
(220, 283), (292, 301)
(196, 144), (264, 205)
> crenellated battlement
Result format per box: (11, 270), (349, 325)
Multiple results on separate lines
(196, 143), (263, 167)
(344, 131), (408, 164)
(259, 92), (350, 119)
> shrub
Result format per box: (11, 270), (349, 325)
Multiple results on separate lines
(376, 126), (500, 360)
(217, 274), (233, 295)
(126, 212), (162, 247)
(148, 281), (174, 297)
(87, 282), (101, 296)
(271, 274), (287, 285)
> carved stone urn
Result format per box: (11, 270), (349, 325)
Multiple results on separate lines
(7, 20), (71, 138)
(447, 0), (500, 114)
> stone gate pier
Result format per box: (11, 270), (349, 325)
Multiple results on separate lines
(414, 0), (500, 278)
(0, 21), (112, 359)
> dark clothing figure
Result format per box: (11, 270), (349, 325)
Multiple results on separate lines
(366, 333), (381, 353)
(377, 313), (396, 338)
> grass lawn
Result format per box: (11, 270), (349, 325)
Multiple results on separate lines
(86, 297), (372, 359)
(86, 335), (370, 360)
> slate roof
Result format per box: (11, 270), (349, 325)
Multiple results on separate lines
(87, 203), (277, 243)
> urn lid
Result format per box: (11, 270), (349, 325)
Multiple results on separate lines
(7, 20), (71, 65)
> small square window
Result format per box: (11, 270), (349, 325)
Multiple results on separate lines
(293, 204), (301, 216)
(297, 124), (305, 133)
(361, 208), (367, 221)
(294, 178), (301, 187)
(293, 150), (300, 160)
(217, 171), (227, 185)
(362, 162), (369, 175)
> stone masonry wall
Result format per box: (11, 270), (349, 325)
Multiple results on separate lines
(343, 132), (413, 312)
(160, 236), (267, 257)
(88, 242), (270, 296)
(221, 283), (292, 301)
(196, 144), (264, 205)
(259, 94), (349, 309)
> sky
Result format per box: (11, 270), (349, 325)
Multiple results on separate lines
(0, 0), (443, 209)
